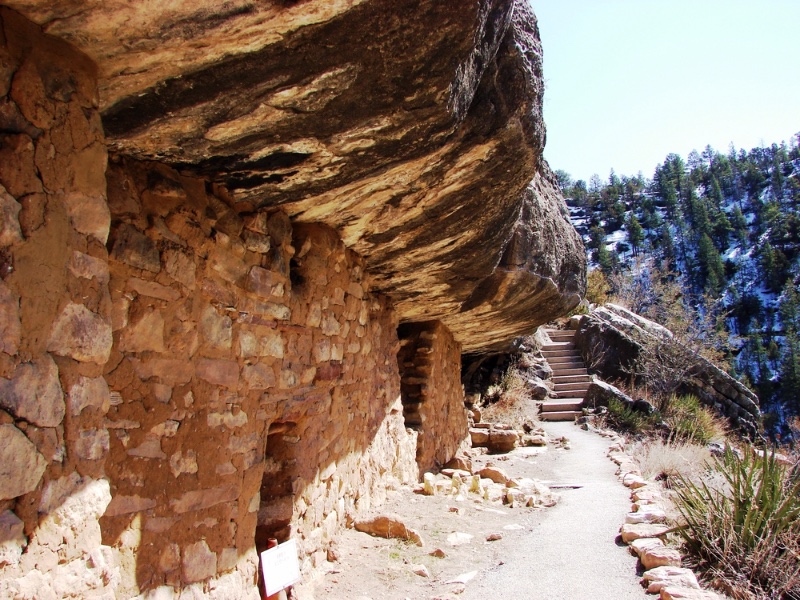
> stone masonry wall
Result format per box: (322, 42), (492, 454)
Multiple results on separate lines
(397, 321), (468, 475)
(0, 10), (473, 599)
(101, 159), (418, 597)
(0, 9), (118, 599)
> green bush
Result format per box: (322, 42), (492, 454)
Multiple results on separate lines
(674, 446), (800, 599)
(605, 397), (659, 435)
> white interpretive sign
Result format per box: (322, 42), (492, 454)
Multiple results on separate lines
(261, 538), (301, 595)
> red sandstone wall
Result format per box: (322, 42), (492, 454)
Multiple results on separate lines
(101, 159), (418, 595)
(0, 9), (118, 598)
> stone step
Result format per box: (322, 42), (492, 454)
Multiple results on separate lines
(552, 390), (588, 400)
(539, 410), (582, 422)
(551, 376), (589, 385)
(542, 341), (575, 349)
(546, 333), (575, 342)
(541, 348), (577, 358)
(540, 400), (583, 412)
(546, 354), (583, 364)
(553, 381), (590, 392)
(552, 374), (591, 384)
(550, 368), (589, 377)
(550, 363), (589, 376)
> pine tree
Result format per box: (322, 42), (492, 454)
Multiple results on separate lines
(712, 210), (733, 251)
(596, 244), (616, 274)
(662, 181), (678, 216)
(626, 213), (644, 256)
(760, 242), (789, 293)
(731, 205), (748, 246)
(778, 282), (800, 413)
(697, 233), (725, 295)
(658, 226), (676, 266)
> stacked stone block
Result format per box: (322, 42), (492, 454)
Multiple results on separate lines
(397, 321), (469, 474)
(0, 10), (118, 598)
(101, 160), (419, 595)
(0, 10), (470, 599)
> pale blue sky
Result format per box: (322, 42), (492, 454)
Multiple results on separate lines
(534, 0), (800, 182)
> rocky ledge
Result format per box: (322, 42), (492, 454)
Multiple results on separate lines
(574, 305), (760, 435)
(7, 0), (585, 351)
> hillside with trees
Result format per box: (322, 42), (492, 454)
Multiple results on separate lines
(557, 134), (800, 438)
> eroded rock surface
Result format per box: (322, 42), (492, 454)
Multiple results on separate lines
(8, 0), (585, 352)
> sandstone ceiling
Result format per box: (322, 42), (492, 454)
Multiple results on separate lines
(7, 0), (586, 352)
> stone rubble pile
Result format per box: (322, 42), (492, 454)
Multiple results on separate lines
(469, 419), (549, 454)
(600, 433), (724, 600)
(417, 462), (559, 510)
(413, 428), (560, 511)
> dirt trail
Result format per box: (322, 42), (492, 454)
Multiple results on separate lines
(299, 421), (645, 599)
(461, 420), (644, 599)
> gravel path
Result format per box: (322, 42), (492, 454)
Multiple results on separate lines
(461, 420), (644, 600)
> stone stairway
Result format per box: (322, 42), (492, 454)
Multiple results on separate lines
(539, 329), (590, 421)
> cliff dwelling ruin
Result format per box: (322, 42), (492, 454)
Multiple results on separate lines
(0, 1), (585, 597)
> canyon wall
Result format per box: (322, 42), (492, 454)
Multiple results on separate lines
(0, 1), (586, 598)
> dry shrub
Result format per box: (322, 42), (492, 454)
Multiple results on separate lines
(629, 437), (712, 482)
(586, 268), (610, 305)
(480, 367), (536, 429)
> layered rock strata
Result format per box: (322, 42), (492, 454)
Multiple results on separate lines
(4, 0), (585, 352)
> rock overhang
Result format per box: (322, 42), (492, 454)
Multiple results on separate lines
(5, 0), (586, 352)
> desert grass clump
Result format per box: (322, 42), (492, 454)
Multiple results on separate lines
(629, 437), (711, 482)
(673, 446), (800, 599)
(661, 394), (727, 445)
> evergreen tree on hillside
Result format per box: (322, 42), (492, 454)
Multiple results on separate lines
(778, 282), (800, 413)
(626, 213), (644, 256)
(558, 134), (800, 429)
(731, 205), (748, 246)
(697, 233), (726, 295)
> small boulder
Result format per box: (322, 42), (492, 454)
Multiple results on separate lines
(633, 398), (657, 415)
(642, 566), (700, 593)
(584, 378), (634, 409)
(620, 523), (671, 543)
(487, 429), (518, 453)
(625, 508), (667, 524)
(423, 472), (436, 496)
(478, 466), (510, 485)
(641, 545), (682, 570)
(528, 380), (549, 400)
(354, 515), (423, 546)
(470, 428), (489, 446)
(629, 537), (664, 557)
(660, 586), (722, 600)
(411, 564), (430, 577)
(446, 532), (473, 546)
(622, 473), (647, 488)
(444, 454), (473, 473)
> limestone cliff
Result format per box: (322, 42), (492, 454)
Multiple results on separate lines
(6, 0), (585, 352)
